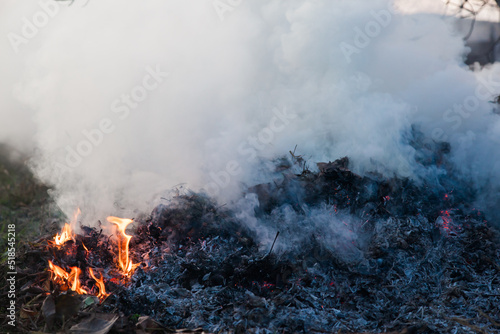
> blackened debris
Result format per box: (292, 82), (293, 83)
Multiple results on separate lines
(6, 155), (500, 333)
(108, 157), (500, 333)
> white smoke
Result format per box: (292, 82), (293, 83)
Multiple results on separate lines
(1, 0), (500, 225)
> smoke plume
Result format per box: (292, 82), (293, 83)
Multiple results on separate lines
(2, 0), (500, 228)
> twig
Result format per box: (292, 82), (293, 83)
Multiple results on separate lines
(448, 317), (488, 333)
(478, 308), (500, 327)
(216, 203), (227, 210)
(267, 231), (280, 257)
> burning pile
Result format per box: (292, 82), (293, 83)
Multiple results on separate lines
(3, 154), (500, 333)
(45, 212), (139, 306)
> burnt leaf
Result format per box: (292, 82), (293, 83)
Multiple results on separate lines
(41, 294), (56, 329)
(55, 292), (82, 320)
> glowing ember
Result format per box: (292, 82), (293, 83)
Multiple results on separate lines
(437, 210), (462, 237)
(89, 268), (110, 301)
(107, 216), (139, 275)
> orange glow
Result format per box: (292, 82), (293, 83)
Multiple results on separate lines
(51, 208), (80, 246)
(53, 223), (73, 246)
(49, 261), (87, 294)
(48, 260), (69, 284)
(48, 261), (88, 295)
(89, 268), (110, 301)
(107, 216), (139, 275)
(68, 266), (88, 294)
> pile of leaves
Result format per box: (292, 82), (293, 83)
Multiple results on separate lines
(1, 154), (500, 333)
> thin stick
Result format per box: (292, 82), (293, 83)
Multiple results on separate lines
(268, 231), (280, 257)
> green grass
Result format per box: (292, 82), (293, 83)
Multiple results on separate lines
(0, 144), (60, 263)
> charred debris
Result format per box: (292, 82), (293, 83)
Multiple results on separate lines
(2, 142), (500, 333)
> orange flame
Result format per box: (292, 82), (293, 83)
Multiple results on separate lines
(89, 268), (110, 301)
(107, 216), (139, 275)
(52, 208), (81, 246)
(48, 261), (88, 294)
(48, 260), (69, 284)
(53, 223), (73, 246)
(68, 266), (88, 294)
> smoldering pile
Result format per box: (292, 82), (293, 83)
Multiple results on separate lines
(6, 147), (500, 333)
(107, 152), (499, 332)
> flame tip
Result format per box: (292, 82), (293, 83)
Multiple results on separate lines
(107, 216), (137, 275)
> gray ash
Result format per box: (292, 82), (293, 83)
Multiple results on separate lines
(98, 156), (500, 333)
